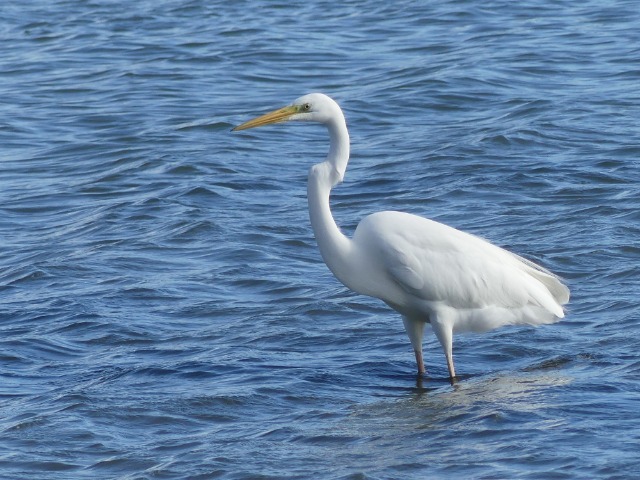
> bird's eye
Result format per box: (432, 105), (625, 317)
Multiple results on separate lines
(302, 103), (311, 112)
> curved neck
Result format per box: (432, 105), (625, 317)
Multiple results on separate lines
(307, 117), (353, 287)
(326, 116), (350, 184)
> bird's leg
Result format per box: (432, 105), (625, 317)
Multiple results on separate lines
(445, 350), (456, 380)
(402, 316), (426, 375)
(414, 348), (426, 375)
(431, 317), (457, 381)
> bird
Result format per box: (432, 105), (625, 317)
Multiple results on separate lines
(233, 93), (569, 380)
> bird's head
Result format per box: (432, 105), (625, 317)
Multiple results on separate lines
(232, 93), (343, 131)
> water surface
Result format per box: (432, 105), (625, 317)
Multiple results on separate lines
(1, 1), (639, 478)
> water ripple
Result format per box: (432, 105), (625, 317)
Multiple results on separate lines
(1, 0), (639, 478)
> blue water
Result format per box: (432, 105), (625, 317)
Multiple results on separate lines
(1, 1), (639, 478)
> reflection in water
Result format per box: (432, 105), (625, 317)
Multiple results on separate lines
(371, 371), (571, 427)
(325, 372), (573, 476)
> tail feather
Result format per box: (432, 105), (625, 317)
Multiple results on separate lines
(510, 251), (570, 306)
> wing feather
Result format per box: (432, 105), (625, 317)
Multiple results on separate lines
(358, 211), (568, 317)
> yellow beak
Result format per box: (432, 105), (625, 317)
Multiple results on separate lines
(232, 105), (298, 131)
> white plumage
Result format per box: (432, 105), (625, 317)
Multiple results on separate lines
(234, 93), (569, 380)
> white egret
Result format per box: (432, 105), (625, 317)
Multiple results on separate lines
(233, 93), (569, 380)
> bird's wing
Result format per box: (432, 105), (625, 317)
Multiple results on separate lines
(367, 211), (566, 315)
(385, 245), (425, 291)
